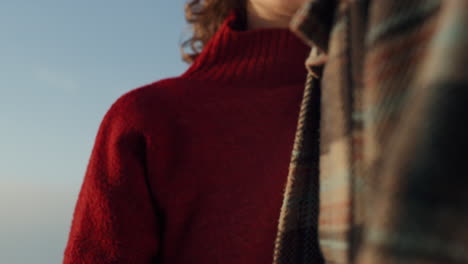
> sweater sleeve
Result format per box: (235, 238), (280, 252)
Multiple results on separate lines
(63, 93), (161, 263)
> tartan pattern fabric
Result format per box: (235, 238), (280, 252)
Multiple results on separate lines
(273, 74), (324, 264)
(273, 0), (468, 263)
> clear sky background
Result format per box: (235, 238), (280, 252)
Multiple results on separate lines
(0, 1), (188, 263)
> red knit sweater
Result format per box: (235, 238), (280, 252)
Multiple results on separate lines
(63, 12), (310, 264)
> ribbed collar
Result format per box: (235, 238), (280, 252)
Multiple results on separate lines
(181, 11), (311, 84)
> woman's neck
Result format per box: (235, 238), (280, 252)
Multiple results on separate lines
(246, 1), (295, 30)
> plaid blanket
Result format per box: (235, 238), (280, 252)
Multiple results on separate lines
(273, 0), (468, 263)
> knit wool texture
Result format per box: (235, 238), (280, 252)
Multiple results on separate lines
(63, 12), (314, 264)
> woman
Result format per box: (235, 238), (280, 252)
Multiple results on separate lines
(63, 0), (310, 263)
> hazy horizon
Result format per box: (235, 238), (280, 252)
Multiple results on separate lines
(0, 1), (188, 263)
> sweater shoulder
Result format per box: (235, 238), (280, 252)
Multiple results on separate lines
(111, 76), (189, 110)
(102, 77), (187, 133)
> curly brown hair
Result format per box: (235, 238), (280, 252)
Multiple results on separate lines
(182, 0), (247, 63)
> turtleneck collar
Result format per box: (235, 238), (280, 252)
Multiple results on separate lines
(181, 11), (311, 84)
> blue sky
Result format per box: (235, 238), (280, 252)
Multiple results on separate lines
(0, 1), (188, 263)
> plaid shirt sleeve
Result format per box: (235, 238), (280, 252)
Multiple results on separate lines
(274, 0), (468, 263)
(356, 1), (468, 263)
